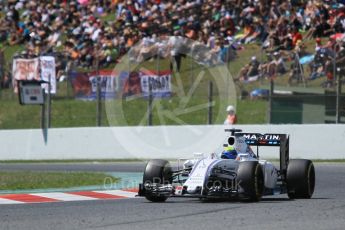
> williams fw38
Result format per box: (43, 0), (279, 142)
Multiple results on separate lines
(138, 129), (315, 202)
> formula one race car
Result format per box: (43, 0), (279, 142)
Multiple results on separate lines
(138, 129), (315, 202)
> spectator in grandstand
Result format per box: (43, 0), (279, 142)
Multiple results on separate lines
(288, 53), (305, 86)
(259, 51), (287, 80)
(0, 73), (10, 89)
(314, 16), (333, 38)
(1, 0), (345, 80)
(315, 37), (323, 51)
(238, 21), (255, 44)
(168, 31), (185, 72)
(206, 39), (223, 65)
(238, 56), (261, 82)
(271, 51), (287, 75)
(291, 27), (303, 49)
(245, 17), (268, 44)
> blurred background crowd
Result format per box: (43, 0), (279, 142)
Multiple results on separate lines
(1, 0), (345, 85)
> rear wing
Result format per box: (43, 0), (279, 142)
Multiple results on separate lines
(225, 129), (290, 182)
(237, 133), (282, 146)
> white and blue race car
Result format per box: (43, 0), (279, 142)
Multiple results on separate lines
(138, 129), (315, 202)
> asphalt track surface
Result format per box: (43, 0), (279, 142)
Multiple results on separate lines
(0, 163), (345, 230)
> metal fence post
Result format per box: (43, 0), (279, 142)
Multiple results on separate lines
(335, 57), (338, 123)
(48, 72), (51, 128)
(208, 81), (213, 124)
(65, 54), (71, 99)
(96, 47), (102, 127)
(191, 46), (194, 84)
(268, 79), (274, 124)
(41, 90), (48, 144)
(336, 74), (341, 123)
(148, 83), (153, 126)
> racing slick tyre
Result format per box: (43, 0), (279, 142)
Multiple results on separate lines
(237, 161), (264, 202)
(142, 159), (172, 202)
(287, 159), (315, 199)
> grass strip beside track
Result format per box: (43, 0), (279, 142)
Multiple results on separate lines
(309, 159), (345, 163)
(0, 171), (119, 190)
(0, 159), (146, 164)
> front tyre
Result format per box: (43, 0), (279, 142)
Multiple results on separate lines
(287, 159), (315, 199)
(143, 159), (172, 202)
(237, 161), (264, 202)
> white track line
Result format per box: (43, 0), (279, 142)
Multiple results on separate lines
(0, 198), (24, 204)
(31, 192), (98, 201)
(93, 190), (138, 198)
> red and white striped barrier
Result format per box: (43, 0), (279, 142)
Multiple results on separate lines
(0, 189), (138, 205)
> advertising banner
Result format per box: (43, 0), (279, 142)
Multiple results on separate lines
(70, 70), (116, 100)
(12, 57), (56, 94)
(12, 58), (40, 93)
(71, 69), (171, 100)
(40, 56), (56, 94)
(140, 70), (171, 98)
(89, 70), (116, 99)
(69, 72), (91, 100)
(13, 58), (40, 81)
(121, 70), (171, 99)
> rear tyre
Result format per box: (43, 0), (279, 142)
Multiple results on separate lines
(237, 161), (264, 202)
(287, 159), (315, 199)
(143, 159), (172, 202)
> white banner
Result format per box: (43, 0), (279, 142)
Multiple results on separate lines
(140, 71), (171, 98)
(40, 56), (56, 94)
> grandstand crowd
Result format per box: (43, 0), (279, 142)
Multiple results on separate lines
(1, 0), (345, 85)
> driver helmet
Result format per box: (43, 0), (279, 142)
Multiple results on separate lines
(221, 146), (238, 159)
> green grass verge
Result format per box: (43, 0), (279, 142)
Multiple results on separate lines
(264, 159), (345, 163)
(0, 159), (146, 163)
(0, 171), (119, 190)
(310, 159), (345, 163)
